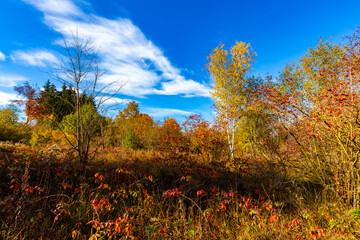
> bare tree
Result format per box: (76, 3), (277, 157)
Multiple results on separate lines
(50, 33), (123, 165)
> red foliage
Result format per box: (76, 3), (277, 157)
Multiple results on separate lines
(13, 82), (47, 124)
(183, 114), (226, 159)
(163, 188), (182, 196)
(197, 190), (207, 197)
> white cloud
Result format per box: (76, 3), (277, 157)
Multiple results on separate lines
(155, 78), (210, 97)
(11, 49), (59, 67)
(95, 96), (134, 105)
(24, 0), (211, 98)
(0, 72), (28, 87)
(22, 0), (82, 16)
(0, 51), (5, 61)
(144, 107), (193, 118)
(0, 91), (21, 106)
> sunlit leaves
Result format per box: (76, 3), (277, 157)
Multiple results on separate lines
(207, 42), (257, 157)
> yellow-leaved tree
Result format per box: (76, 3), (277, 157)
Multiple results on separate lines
(207, 41), (256, 158)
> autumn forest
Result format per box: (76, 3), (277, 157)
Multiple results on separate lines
(2, 27), (360, 239)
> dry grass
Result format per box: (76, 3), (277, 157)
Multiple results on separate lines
(0, 143), (359, 239)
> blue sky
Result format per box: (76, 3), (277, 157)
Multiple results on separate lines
(0, 0), (359, 122)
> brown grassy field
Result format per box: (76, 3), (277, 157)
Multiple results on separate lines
(1, 143), (359, 240)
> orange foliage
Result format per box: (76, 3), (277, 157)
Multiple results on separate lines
(157, 118), (188, 152)
(13, 82), (47, 124)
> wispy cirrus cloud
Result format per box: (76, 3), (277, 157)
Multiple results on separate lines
(22, 0), (211, 98)
(0, 51), (5, 61)
(143, 107), (193, 118)
(22, 0), (82, 16)
(154, 78), (210, 97)
(10, 49), (59, 67)
(0, 91), (21, 106)
(0, 72), (28, 87)
(95, 96), (134, 105)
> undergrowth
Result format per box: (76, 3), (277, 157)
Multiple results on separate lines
(1, 143), (360, 239)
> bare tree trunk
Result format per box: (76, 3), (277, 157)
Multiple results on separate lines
(49, 32), (123, 168)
